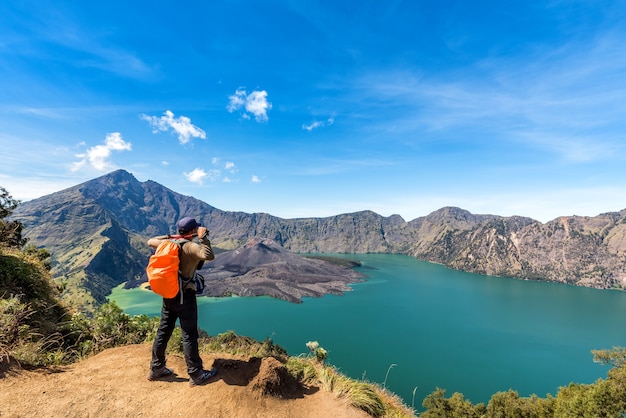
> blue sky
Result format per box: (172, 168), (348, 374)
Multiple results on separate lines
(2, 1), (626, 223)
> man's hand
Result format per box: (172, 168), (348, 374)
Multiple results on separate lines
(197, 226), (208, 239)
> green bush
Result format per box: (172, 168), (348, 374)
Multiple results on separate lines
(421, 350), (626, 417)
(486, 390), (554, 417)
(0, 186), (27, 249)
(69, 302), (159, 358)
(421, 388), (486, 417)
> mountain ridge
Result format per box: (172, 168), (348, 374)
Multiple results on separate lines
(11, 169), (626, 311)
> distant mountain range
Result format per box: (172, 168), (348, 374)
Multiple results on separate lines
(11, 169), (626, 311)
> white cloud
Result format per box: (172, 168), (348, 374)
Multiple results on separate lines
(227, 88), (272, 122)
(227, 89), (246, 112)
(184, 168), (208, 184)
(141, 110), (207, 144)
(72, 132), (131, 172)
(245, 91), (271, 121)
(185, 168), (222, 184)
(251, 175), (261, 183)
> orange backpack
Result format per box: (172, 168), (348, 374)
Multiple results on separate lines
(146, 240), (186, 299)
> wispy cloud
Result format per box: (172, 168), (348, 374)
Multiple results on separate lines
(205, 158), (239, 181)
(293, 157), (396, 176)
(227, 88), (272, 121)
(72, 132), (131, 171)
(224, 161), (238, 173)
(141, 110), (207, 144)
(6, 5), (153, 79)
(184, 161), (236, 184)
(251, 175), (261, 183)
(302, 117), (335, 131)
(348, 34), (626, 163)
(14, 107), (69, 119)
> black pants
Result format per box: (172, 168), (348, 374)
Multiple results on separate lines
(150, 290), (203, 376)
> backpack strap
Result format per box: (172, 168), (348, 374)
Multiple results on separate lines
(170, 238), (190, 304)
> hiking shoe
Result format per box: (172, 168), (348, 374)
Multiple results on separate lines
(147, 366), (174, 381)
(189, 368), (218, 387)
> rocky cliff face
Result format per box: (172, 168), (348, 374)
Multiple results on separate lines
(11, 170), (626, 310)
(408, 208), (626, 288)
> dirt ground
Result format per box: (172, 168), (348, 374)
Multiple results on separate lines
(0, 344), (370, 418)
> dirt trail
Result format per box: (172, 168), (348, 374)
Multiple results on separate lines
(0, 344), (369, 418)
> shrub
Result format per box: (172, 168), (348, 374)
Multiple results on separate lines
(421, 388), (486, 418)
(0, 295), (70, 367)
(0, 186), (27, 248)
(69, 302), (159, 357)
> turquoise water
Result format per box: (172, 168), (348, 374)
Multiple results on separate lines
(109, 254), (626, 408)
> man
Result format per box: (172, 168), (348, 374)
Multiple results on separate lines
(147, 216), (217, 386)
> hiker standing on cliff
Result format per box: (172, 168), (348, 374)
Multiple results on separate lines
(147, 216), (217, 386)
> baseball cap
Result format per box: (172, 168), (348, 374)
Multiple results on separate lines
(177, 217), (201, 233)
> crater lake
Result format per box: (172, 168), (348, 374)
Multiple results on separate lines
(109, 253), (626, 409)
